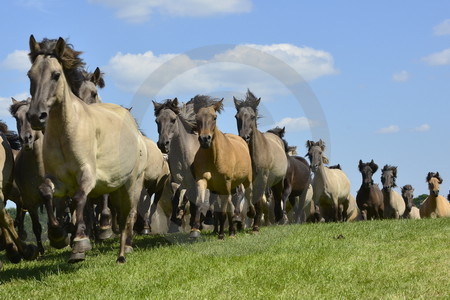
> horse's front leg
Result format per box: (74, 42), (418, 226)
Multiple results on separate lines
(190, 179), (207, 238)
(97, 194), (113, 240)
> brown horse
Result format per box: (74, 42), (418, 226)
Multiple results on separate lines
(356, 160), (384, 220)
(400, 185), (420, 219)
(191, 95), (253, 239)
(0, 121), (38, 263)
(234, 91), (288, 226)
(420, 172), (450, 218)
(27, 35), (148, 263)
(381, 165), (405, 219)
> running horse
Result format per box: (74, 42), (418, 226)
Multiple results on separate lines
(380, 165), (405, 219)
(191, 95), (253, 239)
(26, 35), (148, 263)
(356, 160), (384, 220)
(234, 91), (288, 227)
(420, 172), (450, 218)
(400, 185), (420, 219)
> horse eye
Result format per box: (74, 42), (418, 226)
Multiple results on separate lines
(213, 116), (217, 121)
(170, 119), (176, 124)
(91, 92), (97, 98)
(52, 72), (61, 81)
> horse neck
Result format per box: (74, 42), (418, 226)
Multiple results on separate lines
(171, 117), (198, 162)
(314, 162), (331, 188)
(248, 127), (266, 162)
(211, 126), (229, 162)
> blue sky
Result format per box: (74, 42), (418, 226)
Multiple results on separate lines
(1, 0), (450, 201)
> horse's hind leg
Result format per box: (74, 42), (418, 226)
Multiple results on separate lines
(97, 194), (113, 240)
(273, 180), (288, 224)
(28, 207), (44, 255)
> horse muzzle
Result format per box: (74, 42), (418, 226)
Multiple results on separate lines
(199, 135), (212, 148)
(26, 111), (47, 131)
(157, 140), (170, 154)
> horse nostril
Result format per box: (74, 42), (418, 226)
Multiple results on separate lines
(206, 135), (211, 141)
(165, 140), (169, 145)
(39, 112), (48, 121)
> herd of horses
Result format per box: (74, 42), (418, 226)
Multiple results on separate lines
(1, 35), (450, 269)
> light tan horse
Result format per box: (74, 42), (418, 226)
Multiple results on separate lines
(0, 122), (38, 263)
(306, 140), (356, 222)
(191, 96), (253, 239)
(420, 172), (450, 218)
(380, 165), (405, 219)
(27, 35), (148, 263)
(401, 185), (420, 219)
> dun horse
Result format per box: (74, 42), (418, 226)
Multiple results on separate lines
(27, 35), (148, 263)
(234, 91), (288, 226)
(191, 96), (253, 238)
(306, 140), (357, 222)
(356, 160), (384, 220)
(400, 185), (420, 219)
(380, 165), (405, 219)
(420, 172), (450, 218)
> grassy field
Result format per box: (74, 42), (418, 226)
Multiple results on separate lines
(1, 218), (449, 299)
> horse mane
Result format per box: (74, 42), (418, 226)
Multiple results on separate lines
(382, 165), (398, 187)
(426, 172), (443, 184)
(179, 102), (197, 132)
(401, 184), (414, 193)
(267, 126), (290, 153)
(154, 98), (180, 116)
(191, 95), (223, 114)
(0, 120), (21, 150)
(329, 164), (341, 170)
(9, 98), (30, 116)
(233, 89), (262, 118)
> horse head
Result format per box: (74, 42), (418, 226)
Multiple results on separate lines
(192, 96), (223, 149)
(10, 97), (42, 150)
(381, 165), (397, 191)
(233, 90), (261, 143)
(306, 139), (328, 172)
(401, 184), (414, 215)
(358, 159), (378, 187)
(78, 67), (104, 104)
(153, 98), (180, 153)
(426, 172), (443, 197)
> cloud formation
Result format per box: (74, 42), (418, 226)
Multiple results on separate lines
(105, 43), (338, 98)
(433, 19), (450, 36)
(90, 0), (252, 23)
(413, 124), (431, 132)
(0, 92), (29, 118)
(376, 125), (400, 134)
(422, 48), (450, 66)
(274, 117), (318, 132)
(1, 50), (30, 71)
(392, 70), (410, 82)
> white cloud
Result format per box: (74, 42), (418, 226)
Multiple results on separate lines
(413, 124), (431, 132)
(376, 125), (400, 134)
(105, 43), (338, 98)
(433, 19), (450, 36)
(274, 117), (318, 132)
(90, 0), (252, 23)
(422, 48), (450, 66)
(0, 92), (29, 118)
(392, 70), (410, 82)
(1, 50), (30, 71)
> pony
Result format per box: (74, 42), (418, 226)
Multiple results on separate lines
(266, 127), (314, 223)
(77, 67), (105, 104)
(191, 95), (253, 238)
(420, 172), (450, 218)
(380, 165), (405, 219)
(234, 91), (288, 226)
(26, 35), (148, 263)
(400, 185), (420, 219)
(0, 121), (38, 263)
(306, 140), (356, 222)
(356, 160), (384, 220)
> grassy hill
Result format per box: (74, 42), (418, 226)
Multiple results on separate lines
(1, 218), (449, 299)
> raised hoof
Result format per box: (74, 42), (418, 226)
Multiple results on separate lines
(189, 229), (201, 239)
(116, 256), (126, 264)
(68, 252), (86, 263)
(72, 238), (92, 253)
(23, 244), (39, 261)
(140, 228), (151, 236)
(218, 234), (225, 240)
(125, 245), (133, 254)
(5, 245), (22, 264)
(97, 227), (114, 241)
(48, 226), (69, 249)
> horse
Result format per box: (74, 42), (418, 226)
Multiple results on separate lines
(0, 121), (38, 263)
(420, 172), (450, 218)
(233, 91), (288, 226)
(26, 35), (148, 263)
(380, 165), (405, 219)
(356, 160), (384, 220)
(306, 140), (356, 222)
(266, 127), (314, 223)
(77, 67), (105, 104)
(191, 95), (253, 239)
(400, 185), (420, 219)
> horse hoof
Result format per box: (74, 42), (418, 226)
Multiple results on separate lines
(116, 256), (126, 264)
(97, 227), (114, 241)
(140, 228), (151, 236)
(72, 238), (92, 253)
(251, 226), (260, 234)
(68, 252), (85, 263)
(23, 244), (39, 261)
(5, 246), (22, 264)
(125, 246), (133, 254)
(48, 226), (69, 249)
(218, 234), (225, 240)
(189, 229), (201, 239)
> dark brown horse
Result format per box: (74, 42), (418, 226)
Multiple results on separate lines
(267, 127), (315, 223)
(356, 160), (384, 220)
(401, 185), (420, 219)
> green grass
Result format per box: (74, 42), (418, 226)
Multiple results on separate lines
(1, 218), (449, 299)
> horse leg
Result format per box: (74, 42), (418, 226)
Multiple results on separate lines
(251, 184), (264, 232)
(190, 179), (207, 238)
(14, 203), (27, 241)
(97, 194), (113, 240)
(226, 194), (236, 237)
(28, 208), (44, 255)
(217, 194), (228, 240)
(273, 180), (287, 224)
(135, 188), (151, 235)
(209, 193), (218, 234)
(170, 185), (182, 227)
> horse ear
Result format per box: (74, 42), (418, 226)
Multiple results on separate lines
(306, 140), (314, 149)
(54, 37), (66, 58)
(281, 127), (286, 135)
(436, 172), (443, 184)
(11, 97), (18, 104)
(233, 96), (242, 110)
(256, 97), (261, 107)
(214, 98), (224, 112)
(426, 172), (433, 182)
(29, 34), (40, 54)
(91, 67), (105, 88)
(153, 100), (162, 115)
(319, 139), (326, 151)
(392, 166), (397, 178)
(358, 160), (364, 171)
(370, 160), (378, 173)
(172, 97), (179, 107)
